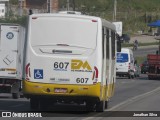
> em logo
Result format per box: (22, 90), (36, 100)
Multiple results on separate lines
(71, 60), (92, 71)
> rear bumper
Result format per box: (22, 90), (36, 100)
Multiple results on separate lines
(23, 80), (101, 99)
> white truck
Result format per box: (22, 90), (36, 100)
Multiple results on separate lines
(116, 48), (135, 79)
(0, 23), (25, 99)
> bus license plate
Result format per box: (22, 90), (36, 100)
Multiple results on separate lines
(54, 88), (67, 93)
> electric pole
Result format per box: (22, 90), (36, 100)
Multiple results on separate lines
(72, 0), (75, 11)
(47, 0), (52, 13)
(67, 0), (70, 11)
(18, 0), (23, 16)
(113, 0), (117, 21)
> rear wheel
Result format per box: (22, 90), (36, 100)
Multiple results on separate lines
(128, 74), (131, 79)
(30, 98), (39, 110)
(86, 101), (95, 112)
(12, 93), (19, 99)
(96, 101), (105, 112)
(39, 100), (49, 110)
(105, 101), (108, 109)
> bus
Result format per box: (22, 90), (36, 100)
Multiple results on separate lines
(23, 12), (121, 112)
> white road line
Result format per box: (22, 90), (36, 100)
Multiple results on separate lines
(82, 86), (160, 120)
(106, 86), (160, 111)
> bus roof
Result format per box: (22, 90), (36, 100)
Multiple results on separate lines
(30, 13), (116, 31)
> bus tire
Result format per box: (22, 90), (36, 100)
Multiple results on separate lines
(96, 101), (105, 112)
(39, 100), (48, 110)
(105, 101), (108, 109)
(128, 75), (131, 79)
(131, 75), (134, 79)
(30, 98), (39, 110)
(12, 93), (19, 99)
(86, 101), (95, 112)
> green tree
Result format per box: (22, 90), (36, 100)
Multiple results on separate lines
(10, 0), (19, 5)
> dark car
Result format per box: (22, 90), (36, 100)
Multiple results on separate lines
(140, 60), (149, 74)
(120, 34), (130, 43)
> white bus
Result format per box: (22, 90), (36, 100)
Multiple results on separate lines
(23, 12), (121, 112)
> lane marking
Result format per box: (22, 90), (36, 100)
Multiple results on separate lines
(82, 86), (160, 120)
(106, 86), (160, 111)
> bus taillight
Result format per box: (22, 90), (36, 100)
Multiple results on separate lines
(25, 63), (31, 80)
(93, 66), (98, 84)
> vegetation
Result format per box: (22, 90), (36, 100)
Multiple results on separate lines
(59, 0), (160, 34)
(122, 42), (159, 47)
(2, 0), (160, 33)
(0, 16), (28, 27)
(10, 0), (19, 5)
(135, 56), (146, 65)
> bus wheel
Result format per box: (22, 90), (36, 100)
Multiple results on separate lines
(39, 100), (48, 110)
(12, 93), (19, 99)
(128, 75), (131, 79)
(96, 101), (105, 112)
(86, 101), (95, 112)
(105, 101), (108, 109)
(131, 75), (134, 79)
(30, 98), (39, 110)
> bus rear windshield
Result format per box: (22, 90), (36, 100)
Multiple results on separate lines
(30, 16), (98, 49)
(116, 53), (128, 63)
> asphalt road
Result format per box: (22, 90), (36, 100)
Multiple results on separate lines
(133, 47), (158, 57)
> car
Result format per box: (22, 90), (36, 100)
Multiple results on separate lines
(140, 60), (149, 74)
(116, 48), (135, 79)
(120, 34), (130, 43)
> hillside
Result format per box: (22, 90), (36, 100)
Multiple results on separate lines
(59, 0), (160, 34)
(8, 0), (160, 34)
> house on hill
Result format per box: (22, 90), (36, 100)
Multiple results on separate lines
(23, 0), (59, 14)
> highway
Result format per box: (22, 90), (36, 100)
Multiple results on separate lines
(133, 47), (158, 57)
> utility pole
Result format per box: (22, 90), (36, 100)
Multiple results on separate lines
(18, 0), (23, 16)
(47, 0), (52, 13)
(72, 0), (75, 11)
(113, 0), (117, 21)
(67, 0), (70, 11)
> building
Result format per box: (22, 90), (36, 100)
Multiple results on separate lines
(0, 0), (9, 18)
(23, 0), (59, 13)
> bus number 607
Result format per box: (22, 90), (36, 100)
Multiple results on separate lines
(76, 78), (89, 83)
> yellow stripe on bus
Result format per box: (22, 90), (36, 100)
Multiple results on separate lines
(23, 80), (114, 101)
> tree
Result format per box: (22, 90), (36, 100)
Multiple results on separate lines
(10, 0), (19, 5)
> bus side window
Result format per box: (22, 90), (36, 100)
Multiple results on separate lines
(102, 27), (105, 59)
(116, 34), (121, 52)
(111, 31), (115, 60)
(106, 29), (109, 59)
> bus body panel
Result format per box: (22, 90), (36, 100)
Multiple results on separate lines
(23, 13), (117, 106)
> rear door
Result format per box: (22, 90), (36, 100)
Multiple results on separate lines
(0, 25), (18, 77)
(116, 52), (129, 73)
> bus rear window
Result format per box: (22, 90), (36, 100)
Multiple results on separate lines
(30, 17), (98, 49)
(116, 53), (128, 63)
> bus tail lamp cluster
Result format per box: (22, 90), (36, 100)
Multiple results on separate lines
(92, 66), (98, 84)
(25, 63), (31, 80)
(92, 20), (97, 22)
